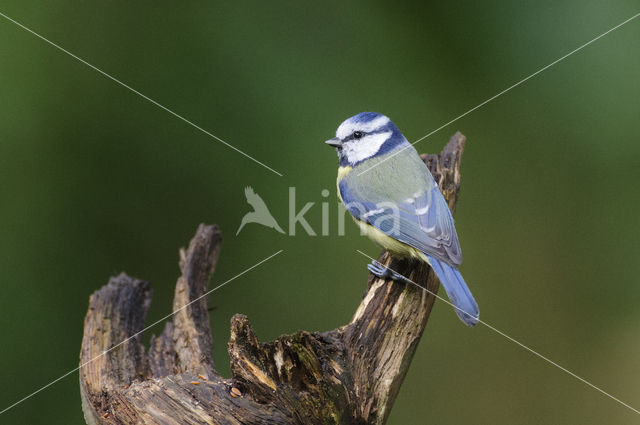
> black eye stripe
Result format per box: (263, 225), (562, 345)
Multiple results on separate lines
(342, 127), (388, 143)
(343, 134), (358, 142)
(344, 131), (366, 142)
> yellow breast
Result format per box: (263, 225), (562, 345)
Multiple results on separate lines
(356, 220), (429, 262)
(336, 166), (352, 203)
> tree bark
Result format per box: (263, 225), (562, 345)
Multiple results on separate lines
(79, 132), (467, 425)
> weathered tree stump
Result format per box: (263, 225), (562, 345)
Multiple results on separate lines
(79, 133), (467, 425)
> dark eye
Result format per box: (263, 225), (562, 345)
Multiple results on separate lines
(353, 131), (364, 139)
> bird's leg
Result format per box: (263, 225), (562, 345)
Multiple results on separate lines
(367, 260), (411, 283)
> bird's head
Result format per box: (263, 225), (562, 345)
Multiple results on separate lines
(325, 112), (408, 166)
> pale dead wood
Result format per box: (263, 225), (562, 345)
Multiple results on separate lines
(79, 133), (467, 424)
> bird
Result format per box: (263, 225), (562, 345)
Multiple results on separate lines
(236, 186), (285, 235)
(325, 112), (479, 326)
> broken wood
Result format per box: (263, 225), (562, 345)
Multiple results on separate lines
(79, 133), (468, 424)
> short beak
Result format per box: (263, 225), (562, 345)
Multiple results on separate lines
(325, 137), (342, 148)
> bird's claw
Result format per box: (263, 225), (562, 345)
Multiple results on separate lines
(367, 261), (388, 277)
(367, 260), (410, 283)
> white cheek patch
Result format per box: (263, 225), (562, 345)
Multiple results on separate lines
(342, 131), (392, 164)
(336, 115), (390, 139)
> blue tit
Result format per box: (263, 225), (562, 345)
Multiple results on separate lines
(325, 112), (479, 326)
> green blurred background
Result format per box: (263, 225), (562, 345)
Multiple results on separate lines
(1, 1), (639, 424)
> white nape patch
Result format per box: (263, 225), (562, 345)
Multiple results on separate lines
(342, 131), (391, 164)
(336, 115), (390, 140)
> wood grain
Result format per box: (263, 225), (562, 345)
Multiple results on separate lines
(79, 133), (467, 424)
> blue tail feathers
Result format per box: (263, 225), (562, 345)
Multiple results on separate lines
(427, 255), (479, 327)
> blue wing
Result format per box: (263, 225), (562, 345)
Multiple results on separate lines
(340, 178), (479, 326)
(340, 180), (462, 266)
